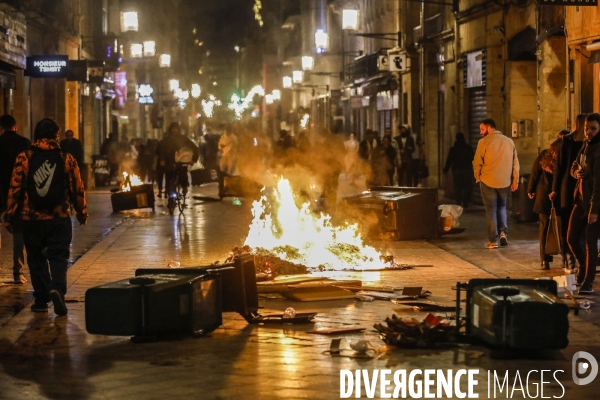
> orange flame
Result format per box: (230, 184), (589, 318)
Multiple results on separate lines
(245, 178), (389, 271)
(121, 172), (143, 192)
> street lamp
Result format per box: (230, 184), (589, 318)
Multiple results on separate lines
(143, 41), (156, 57)
(342, 10), (359, 30)
(130, 43), (143, 58)
(282, 76), (292, 88)
(315, 29), (329, 53)
(342, 9), (401, 47)
(272, 90), (281, 100)
(169, 79), (179, 91)
(191, 84), (201, 98)
(159, 54), (171, 68)
(120, 11), (139, 32)
(302, 56), (314, 71)
(292, 70), (304, 84)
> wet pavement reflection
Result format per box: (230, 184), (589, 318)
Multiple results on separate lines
(0, 183), (598, 399)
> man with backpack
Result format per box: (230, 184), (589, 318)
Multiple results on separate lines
(3, 118), (88, 316)
(0, 114), (30, 284)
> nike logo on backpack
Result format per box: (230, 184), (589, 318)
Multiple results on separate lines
(33, 160), (57, 197)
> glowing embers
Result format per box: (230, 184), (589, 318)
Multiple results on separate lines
(244, 178), (390, 271)
(121, 172), (143, 192)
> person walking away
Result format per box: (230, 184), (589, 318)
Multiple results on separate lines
(527, 140), (560, 269)
(550, 116), (587, 273)
(473, 118), (520, 249)
(60, 129), (84, 171)
(3, 118), (88, 315)
(163, 123), (199, 198)
(567, 113), (600, 294)
(443, 132), (474, 208)
(155, 131), (170, 198)
(393, 125), (415, 186)
(0, 115), (30, 284)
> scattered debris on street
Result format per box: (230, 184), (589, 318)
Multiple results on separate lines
(374, 313), (457, 348)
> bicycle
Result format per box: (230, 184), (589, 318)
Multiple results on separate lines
(166, 163), (188, 215)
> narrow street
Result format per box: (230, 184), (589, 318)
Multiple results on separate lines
(0, 182), (597, 399)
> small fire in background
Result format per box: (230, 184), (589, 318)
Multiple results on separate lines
(121, 172), (143, 192)
(244, 178), (393, 271)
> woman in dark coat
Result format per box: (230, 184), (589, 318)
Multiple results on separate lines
(528, 139), (560, 269)
(443, 132), (474, 208)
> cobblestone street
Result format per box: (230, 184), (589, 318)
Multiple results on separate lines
(0, 183), (598, 399)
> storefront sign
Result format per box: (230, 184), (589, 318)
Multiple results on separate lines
(114, 71), (127, 109)
(464, 50), (486, 88)
(137, 84), (154, 104)
(540, 0), (597, 5)
(25, 56), (68, 78)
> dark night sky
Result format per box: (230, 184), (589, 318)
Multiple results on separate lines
(189, 0), (256, 56)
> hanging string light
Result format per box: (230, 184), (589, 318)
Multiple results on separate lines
(253, 1), (263, 27)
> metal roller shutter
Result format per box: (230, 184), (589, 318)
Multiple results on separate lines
(469, 88), (486, 204)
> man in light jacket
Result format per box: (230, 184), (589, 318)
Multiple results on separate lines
(473, 118), (520, 249)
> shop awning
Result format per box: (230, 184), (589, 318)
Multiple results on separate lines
(360, 74), (396, 97)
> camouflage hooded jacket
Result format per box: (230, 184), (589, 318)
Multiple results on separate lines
(4, 139), (87, 222)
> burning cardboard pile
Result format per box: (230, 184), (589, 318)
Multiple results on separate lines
(239, 178), (403, 274)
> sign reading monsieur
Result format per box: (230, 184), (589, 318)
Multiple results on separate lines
(25, 55), (69, 78)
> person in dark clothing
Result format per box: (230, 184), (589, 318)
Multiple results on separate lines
(4, 118), (88, 315)
(155, 132), (170, 198)
(141, 139), (157, 184)
(100, 133), (119, 182)
(358, 130), (380, 187)
(372, 135), (397, 186)
(60, 130), (84, 168)
(443, 132), (474, 208)
(528, 141), (560, 270)
(358, 130), (379, 161)
(550, 115), (587, 272)
(0, 114), (31, 284)
(162, 123), (200, 197)
(567, 113), (600, 295)
(393, 125), (415, 186)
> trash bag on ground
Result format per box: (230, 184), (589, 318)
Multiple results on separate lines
(438, 204), (463, 228)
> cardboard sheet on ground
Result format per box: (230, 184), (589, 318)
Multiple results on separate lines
(307, 327), (365, 335)
(258, 278), (362, 293)
(283, 286), (356, 301)
(251, 312), (317, 324)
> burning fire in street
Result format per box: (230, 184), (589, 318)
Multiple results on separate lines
(121, 172), (143, 192)
(244, 178), (391, 271)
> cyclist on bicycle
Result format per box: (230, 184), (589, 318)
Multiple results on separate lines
(162, 122), (199, 198)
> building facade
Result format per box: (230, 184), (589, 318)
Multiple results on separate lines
(269, 0), (600, 200)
